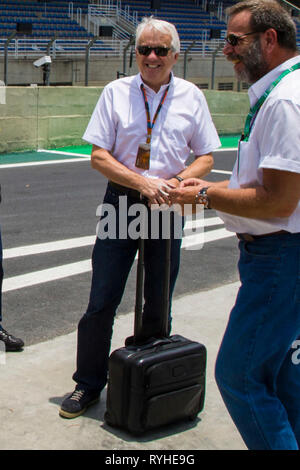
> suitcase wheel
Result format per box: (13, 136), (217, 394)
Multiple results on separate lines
(188, 413), (198, 421)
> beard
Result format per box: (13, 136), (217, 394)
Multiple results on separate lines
(230, 38), (269, 84)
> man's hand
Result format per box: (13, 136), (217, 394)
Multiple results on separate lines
(168, 178), (209, 207)
(139, 178), (176, 206)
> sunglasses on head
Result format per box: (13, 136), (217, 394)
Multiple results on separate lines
(225, 31), (258, 46)
(137, 45), (171, 57)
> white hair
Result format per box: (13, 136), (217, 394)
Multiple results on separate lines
(135, 16), (181, 54)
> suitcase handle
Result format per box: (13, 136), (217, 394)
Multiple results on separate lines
(133, 217), (172, 344)
(126, 336), (174, 351)
(133, 237), (145, 341)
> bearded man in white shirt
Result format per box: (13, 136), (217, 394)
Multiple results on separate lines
(169, 0), (300, 451)
(59, 16), (220, 419)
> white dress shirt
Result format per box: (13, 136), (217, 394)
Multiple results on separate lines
(218, 55), (300, 234)
(83, 73), (220, 179)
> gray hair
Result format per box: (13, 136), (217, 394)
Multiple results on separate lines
(226, 0), (297, 51)
(135, 16), (181, 54)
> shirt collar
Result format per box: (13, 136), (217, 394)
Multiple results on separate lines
(136, 72), (174, 95)
(248, 54), (300, 107)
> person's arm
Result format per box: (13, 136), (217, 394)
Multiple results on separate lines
(208, 169), (300, 218)
(168, 178), (228, 206)
(170, 169), (300, 219)
(90, 145), (173, 205)
(167, 153), (214, 188)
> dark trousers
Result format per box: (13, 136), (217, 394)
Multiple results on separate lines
(72, 184), (183, 393)
(215, 233), (300, 449)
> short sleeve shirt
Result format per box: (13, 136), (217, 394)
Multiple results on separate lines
(217, 55), (300, 234)
(83, 73), (220, 179)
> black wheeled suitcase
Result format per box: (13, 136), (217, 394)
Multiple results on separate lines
(104, 234), (207, 435)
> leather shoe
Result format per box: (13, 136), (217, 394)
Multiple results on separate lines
(0, 327), (24, 352)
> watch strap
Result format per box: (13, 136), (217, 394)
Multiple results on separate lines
(195, 187), (211, 209)
(174, 175), (184, 183)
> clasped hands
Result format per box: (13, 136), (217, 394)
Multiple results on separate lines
(145, 177), (208, 209)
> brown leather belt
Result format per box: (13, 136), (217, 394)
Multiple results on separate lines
(237, 230), (289, 242)
(109, 181), (142, 200)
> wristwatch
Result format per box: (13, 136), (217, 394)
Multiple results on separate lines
(174, 175), (184, 183)
(195, 187), (211, 209)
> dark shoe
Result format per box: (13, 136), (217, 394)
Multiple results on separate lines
(0, 327), (24, 352)
(59, 389), (99, 419)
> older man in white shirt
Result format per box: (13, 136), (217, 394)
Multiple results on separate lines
(170, 0), (300, 451)
(59, 16), (220, 419)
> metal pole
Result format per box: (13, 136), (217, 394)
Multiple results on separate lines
(85, 36), (99, 86)
(211, 42), (222, 89)
(4, 32), (16, 85)
(44, 35), (58, 86)
(183, 40), (196, 79)
(123, 35), (135, 76)
(47, 35), (57, 55)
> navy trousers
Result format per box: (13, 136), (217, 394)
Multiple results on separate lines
(73, 184), (183, 393)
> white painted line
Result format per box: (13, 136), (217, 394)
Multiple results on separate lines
(185, 216), (224, 230)
(2, 260), (92, 293)
(3, 217), (224, 260)
(214, 147), (237, 152)
(211, 169), (232, 175)
(0, 148), (236, 169)
(203, 227), (235, 243)
(2, 227), (236, 293)
(43, 148), (238, 155)
(204, 216), (225, 227)
(0, 158), (90, 169)
(38, 149), (90, 158)
(3, 236), (96, 259)
(182, 227), (235, 249)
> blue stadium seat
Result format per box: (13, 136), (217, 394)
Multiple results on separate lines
(121, 0), (226, 46)
(0, 0), (91, 38)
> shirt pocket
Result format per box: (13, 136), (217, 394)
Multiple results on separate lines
(236, 139), (261, 187)
(162, 116), (193, 149)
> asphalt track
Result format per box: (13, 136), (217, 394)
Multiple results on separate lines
(0, 144), (239, 347)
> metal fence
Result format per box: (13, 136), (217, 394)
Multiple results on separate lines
(0, 36), (226, 59)
(0, 0), (298, 62)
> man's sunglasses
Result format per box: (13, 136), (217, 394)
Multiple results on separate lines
(137, 45), (171, 57)
(225, 31), (258, 46)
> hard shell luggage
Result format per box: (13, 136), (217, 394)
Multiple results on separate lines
(104, 232), (207, 435)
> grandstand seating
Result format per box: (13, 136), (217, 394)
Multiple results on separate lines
(0, 0), (228, 41)
(121, 0), (300, 44)
(0, 0), (92, 38)
(0, 0), (299, 56)
(120, 0), (227, 41)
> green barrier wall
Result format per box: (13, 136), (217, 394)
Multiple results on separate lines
(0, 86), (249, 154)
